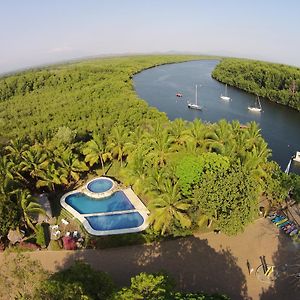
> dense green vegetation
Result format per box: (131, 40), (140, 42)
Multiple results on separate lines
(212, 58), (300, 111)
(0, 55), (207, 139)
(0, 55), (298, 242)
(0, 254), (230, 299)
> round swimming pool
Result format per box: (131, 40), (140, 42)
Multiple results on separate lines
(87, 177), (114, 193)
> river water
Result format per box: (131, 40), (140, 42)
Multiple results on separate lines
(133, 60), (300, 171)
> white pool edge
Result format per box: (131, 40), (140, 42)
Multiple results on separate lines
(60, 181), (149, 236)
(82, 176), (116, 198)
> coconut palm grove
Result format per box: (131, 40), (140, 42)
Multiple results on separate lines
(0, 55), (300, 299)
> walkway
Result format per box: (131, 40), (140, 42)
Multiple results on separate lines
(0, 218), (298, 299)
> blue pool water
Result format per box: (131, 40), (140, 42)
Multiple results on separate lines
(87, 178), (113, 193)
(65, 191), (134, 214)
(86, 212), (144, 231)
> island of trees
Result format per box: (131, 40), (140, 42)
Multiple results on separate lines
(212, 58), (300, 111)
(0, 55), (299, 298)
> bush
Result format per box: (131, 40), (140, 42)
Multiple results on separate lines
(35, 223), (47, 248)
(36, 261), (115, 300)
(48, 239), (62, 250)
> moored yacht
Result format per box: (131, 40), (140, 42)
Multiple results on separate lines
(187, 84), (202, 110)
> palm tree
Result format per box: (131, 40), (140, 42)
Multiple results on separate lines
(148, 180), (191, 235)
(107, 126), (131, 167)
(55, 148), (88, 185)
(82, 132), (112, 173)
(121, 145), (151, 194)
(129, 125), (150, 145)
(205, 119), (233, 155)
(145, 167), (171, 194)
(36, 163), (68, 191)
(242, 140), (271, 186)
(17, 190), (46, 232)
(170, 118), (189, 149)
(5, 138), (29, 164)
(186, 119), (208, 152)
(255, 139), (272, 161)
(148, 128), (174, 167)
(20, 146), (49, 179)
(244, 121), (262, 150)
(0, 155), (15, 194)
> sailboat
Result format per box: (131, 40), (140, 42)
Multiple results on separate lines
(188, 84), (202, 110)
(248, 96), (262, 112)
(220, 84), (230, 101)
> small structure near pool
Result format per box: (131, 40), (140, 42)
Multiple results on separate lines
(60, 177), (149, 236)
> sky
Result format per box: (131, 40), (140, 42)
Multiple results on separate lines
(1, 0), (300, 74)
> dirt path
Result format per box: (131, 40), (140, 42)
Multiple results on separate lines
(0, 218), (298, 299)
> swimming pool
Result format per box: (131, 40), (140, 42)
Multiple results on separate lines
(86, 212), (144, 231)
(87, 177), (114, 193)
(60, 177), (149, 235)
(65, 191), (134, 214)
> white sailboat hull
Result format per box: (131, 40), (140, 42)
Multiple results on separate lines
(248, 106), (262, 112)
(188, 103), (202, 110)
(220, 95), (230, 101)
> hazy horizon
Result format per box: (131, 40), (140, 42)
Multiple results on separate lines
(1, 0), (300, 74)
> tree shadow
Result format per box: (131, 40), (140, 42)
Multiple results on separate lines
(55, 236), (249, 299)
(260, 232), (299, 300)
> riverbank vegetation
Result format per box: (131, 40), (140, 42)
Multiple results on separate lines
(212, 58), (300, 111)
(0, 55), (299, 249)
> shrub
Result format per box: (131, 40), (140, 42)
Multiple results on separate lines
(35, 223), (46, 247)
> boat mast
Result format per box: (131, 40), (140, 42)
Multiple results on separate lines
(195, 84), (198, 105)
(258, 96), (261, 109)
(285, 159), (292, 174)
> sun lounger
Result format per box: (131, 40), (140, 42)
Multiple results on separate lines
(278, 221), (290, 229)
(286, 225), (296, 234)
(281, 222), (293, 230)
(270, 214), (280, 221)
(272, 215), (285, 223)
(275, 218), (288, 226)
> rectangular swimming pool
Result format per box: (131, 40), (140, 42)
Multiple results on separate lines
(86, 212), (144, 231)
(65, 191), (135, 214)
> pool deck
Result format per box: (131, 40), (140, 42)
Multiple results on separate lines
(123, 188), (149, 214)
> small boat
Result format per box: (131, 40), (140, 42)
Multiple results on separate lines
(248, 96), (262, 112)
(176, 93), (183, 97)
(187, 84), (202, 110)
(220, 84), (230, 101)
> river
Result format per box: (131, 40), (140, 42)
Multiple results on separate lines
(133, 60), (300, 171)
